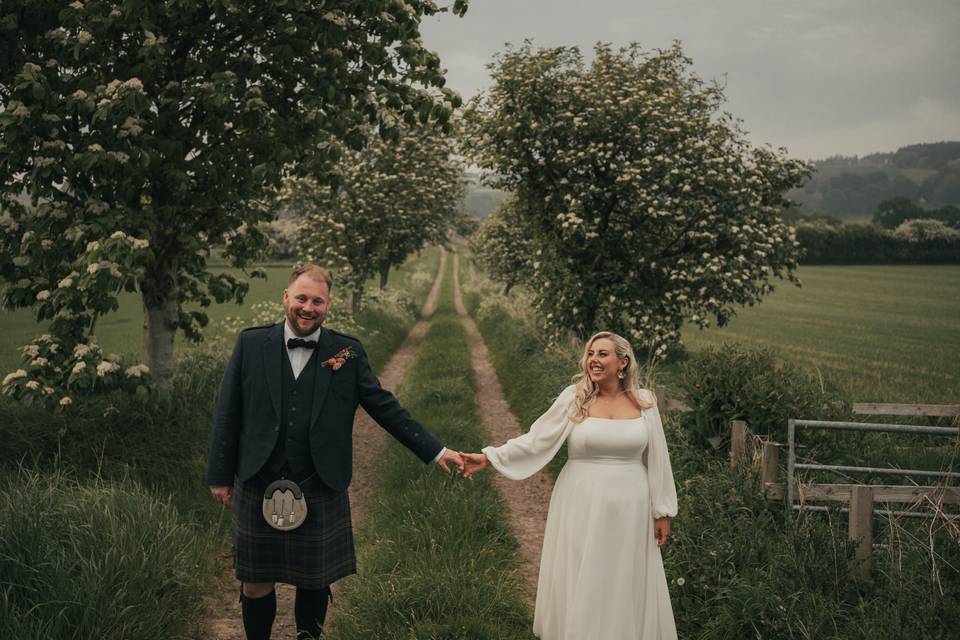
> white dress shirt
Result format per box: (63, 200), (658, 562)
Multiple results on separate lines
(283, 321), (322, 380)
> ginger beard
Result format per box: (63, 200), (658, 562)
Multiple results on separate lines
(283, 275), (331, 337)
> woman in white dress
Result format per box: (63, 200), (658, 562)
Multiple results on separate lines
(461, 331), (678, 640)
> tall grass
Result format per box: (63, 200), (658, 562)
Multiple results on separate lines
(0, 469), (222, 640)
(328, 255), (532, 640)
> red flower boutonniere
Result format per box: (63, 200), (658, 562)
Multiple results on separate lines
(322, 347), (357, 371)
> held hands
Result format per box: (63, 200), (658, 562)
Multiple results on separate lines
(435, 449), (466, 477)
(461, 452), (489, 478)
(434, 449), (489, 478)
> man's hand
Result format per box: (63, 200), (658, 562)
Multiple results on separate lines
(654, 516), (671, 547)
(435, 449), (465, 477)
(210, 486), (232, 507)
(461, 452), (489, 478)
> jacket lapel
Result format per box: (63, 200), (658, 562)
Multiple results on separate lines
(310, 327), (338, 428)
(262, 323), (284, 419)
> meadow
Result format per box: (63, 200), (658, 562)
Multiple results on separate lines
(0, 264), (291, 375)
(0, 253), (441, 376)
(678, 264), (960, 403)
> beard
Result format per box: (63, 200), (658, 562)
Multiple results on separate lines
(284, 306), (324, 337)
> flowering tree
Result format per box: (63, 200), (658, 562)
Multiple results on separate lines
(277, 122), (464, 315)
(470, 195), (534, 295)
(0, 0), (466, 404)
(464, 43), (812, 356)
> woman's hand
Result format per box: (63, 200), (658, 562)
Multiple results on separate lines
(654, 516), (671, 547)
(461, 452), (490, 478)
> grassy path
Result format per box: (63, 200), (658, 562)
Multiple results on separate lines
(326, 251), (532, 640)
(205, 252), (447, 640)
(451, 251), (555, 604)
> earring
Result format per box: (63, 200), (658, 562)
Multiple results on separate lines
(617, 369), (625, 379)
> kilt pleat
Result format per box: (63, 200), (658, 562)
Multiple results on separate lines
(233, 474), (356, 589)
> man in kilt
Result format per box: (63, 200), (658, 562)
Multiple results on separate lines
(206, 264), (465, 640)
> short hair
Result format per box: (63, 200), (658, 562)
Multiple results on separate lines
(288, 264), (333, 290)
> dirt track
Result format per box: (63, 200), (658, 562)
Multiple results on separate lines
(452, 251), (555, 604)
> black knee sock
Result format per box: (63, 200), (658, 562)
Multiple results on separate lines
(240, 589), (276, 640)
(294, 585), (331, 639)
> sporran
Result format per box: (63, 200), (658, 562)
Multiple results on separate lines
(262, 478), (308, 531)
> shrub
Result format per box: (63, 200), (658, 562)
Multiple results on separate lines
(677, 343), (848, 449)
(894, 218), (960, 242)
(795, 220), (960, 264)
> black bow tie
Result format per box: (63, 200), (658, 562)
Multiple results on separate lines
(287, 338), (319, 350)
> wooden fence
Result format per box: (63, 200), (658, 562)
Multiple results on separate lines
(653, 387), (959, 578)
(730, 404), (960, 578)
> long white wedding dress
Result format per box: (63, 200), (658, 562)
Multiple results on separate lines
(483, 385), (678, 640)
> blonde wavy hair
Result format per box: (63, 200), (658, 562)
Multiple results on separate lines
(569, 331), (655, 423)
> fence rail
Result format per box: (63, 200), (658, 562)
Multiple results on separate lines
(720, 402), (959, 578)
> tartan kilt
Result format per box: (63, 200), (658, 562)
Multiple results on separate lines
(232, 473), (356, 589)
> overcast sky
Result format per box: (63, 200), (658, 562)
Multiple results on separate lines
(420, 0), (960, 160)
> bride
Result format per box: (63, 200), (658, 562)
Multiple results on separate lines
(461, 331), (678, 639)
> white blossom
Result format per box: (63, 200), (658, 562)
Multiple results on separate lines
(125, 364), (150, 378)
(96, 361), (119, 377)
(2, 370), (28, 386)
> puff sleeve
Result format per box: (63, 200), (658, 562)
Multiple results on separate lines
(482, 385), (576, 480)
(641, 389), (678, 518)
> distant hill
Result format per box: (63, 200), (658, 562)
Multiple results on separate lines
(462, 171), (509, 219)
(790, 141), (960, 219)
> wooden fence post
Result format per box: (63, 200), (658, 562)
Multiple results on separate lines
(848, 485), (874, 579)
(730, 420), (748, 467)
(655, 385), (668, 426)
(760, 442), (779, 495)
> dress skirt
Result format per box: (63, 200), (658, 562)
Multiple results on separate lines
(533, 455), (676, 639)
(233, 473), (356, 588)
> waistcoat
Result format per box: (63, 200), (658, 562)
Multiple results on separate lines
(266, 347), (318, 477)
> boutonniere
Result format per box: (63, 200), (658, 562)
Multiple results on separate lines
(322, 346), (357, 371)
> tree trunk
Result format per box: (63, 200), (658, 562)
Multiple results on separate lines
(350, 284), (364, 317)
(501, 280), (514, 296)
(141, 260), (178, 396)
(379, 263), (390, 291)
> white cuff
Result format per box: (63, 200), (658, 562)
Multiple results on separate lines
(431, 447), (447, 464)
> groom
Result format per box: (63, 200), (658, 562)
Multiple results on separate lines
(205, 263), (464, 640)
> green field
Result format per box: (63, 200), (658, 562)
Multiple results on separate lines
(678, 265), (960, 404)
(3, 262), (957, 404)
(0, 255), (435, 376)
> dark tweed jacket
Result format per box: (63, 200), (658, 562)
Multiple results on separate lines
(205, 322), (443, 492)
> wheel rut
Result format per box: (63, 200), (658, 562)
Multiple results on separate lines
(451, 251), (555, 605)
